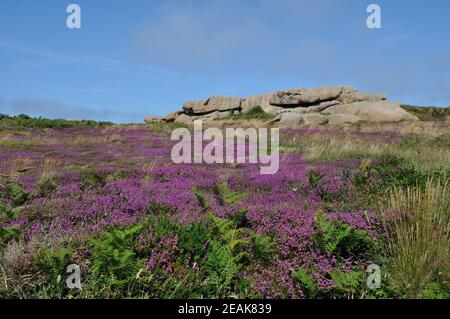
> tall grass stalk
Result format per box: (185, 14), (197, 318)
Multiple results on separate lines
(381, 179), (449, 298)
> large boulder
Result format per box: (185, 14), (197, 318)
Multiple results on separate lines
(274, 100), (341, 115)
(173, 111), (232, 124)
(206, 111), (232, 120)
(182, 100), (205, 114)
(270, 86), (344, 106)
(273, 112), (329, 127)
(337, 90), (387, 104)
(302, 113), (329, 126)
(278, 113), (305, 127)
(241, 94), (283, 114)
(326, 114), (362, 125)
(144, 116), (163, 124)
(174, 113), (195, 124)
(183, 96), (241, 114)
(145, 111), (182, 123)
(161, 111), (181, 122)
(323, 102), (419, 122)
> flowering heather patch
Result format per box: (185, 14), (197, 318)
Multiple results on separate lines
(0, 124), (448, 299)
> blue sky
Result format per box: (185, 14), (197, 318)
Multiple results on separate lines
(0, 0), (449, 123)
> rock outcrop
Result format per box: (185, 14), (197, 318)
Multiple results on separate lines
(271, 112), (329, 127)
(323, 101), (419, 122)
(183, 96), (241, 114)
(326, 114), (362, 125)
(241, 94), (282, 114)
(144, 86), (419, 126)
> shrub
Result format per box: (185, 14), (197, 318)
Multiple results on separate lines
(192, 187), (209, 212)
(420, 282), (450, 299)
(227, 106), (274, 121)
(339, 229), (379, 259)
(35, 247), (73, 281)
(0, 203), (15, 222)
(314, 212), (352, 253)
(178, 222), (209, 261)
(37, 179), (58, 198)
(400, 105), (450, 121)
(308, 169), (323, 188)
(0, 226), (22, 248)
(381, 179), (449, 298)
(294, 267), (317, 298)
(314, 212), (376, 259)
(83, 172), (106, 189)
(1, 182), (28, 206)
(330, 270), (363, 298)
(229, 209), (250, 228)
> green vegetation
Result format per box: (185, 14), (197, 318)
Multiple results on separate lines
(381, 179), (449, 298)
(0, 113), (113, 129)
(1, 115), (449, 300)
(0, 199), (276, 298)
(400, 105), (450, 121)
(227, 106), (275, 121)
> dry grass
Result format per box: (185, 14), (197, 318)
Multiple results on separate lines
(39, 157), (64, 183)
(0, 234), (68, 298)
(352, 121), (450, 138)
(0, 135), (60, 147)
(381, 179), (450, 298)
(63, 134), (122, 146)
(0, 158), (34, 181)
(291, 135), (450, 170)
(142, 160), (158, 181)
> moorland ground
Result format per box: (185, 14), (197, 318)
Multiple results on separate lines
(0, 111), (449, 299)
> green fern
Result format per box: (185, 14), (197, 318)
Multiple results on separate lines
(208, 214), (248, 260)
(204, 240), (241, 297)
(314, 212), (377, 258)
(1, 182), (28, 206)
(250, 232), (274, 261)
(36, 247), (73, 280)
(330, 270), (363, 297)
(178, 222), (209, 259)
(204, 215), (251, 297)
(0, 203), (15, 222)
(214, 182), (247, 206)
(294, 267), (317, 297)
(89, 225), (144, 285)
(314, 211), (352, 253)
(37, 179), (58, 197)
(0, 226), (22, 248)
(192, 187), (209, 212)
